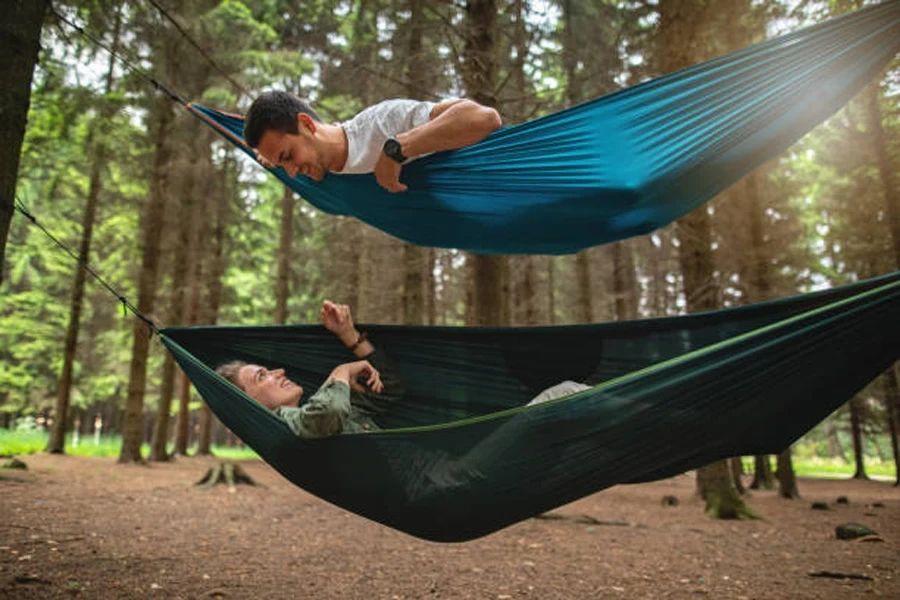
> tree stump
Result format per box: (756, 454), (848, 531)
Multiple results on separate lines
(195, 462), (257, 491)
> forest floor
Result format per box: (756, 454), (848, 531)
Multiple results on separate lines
(0, 454), (897, 600)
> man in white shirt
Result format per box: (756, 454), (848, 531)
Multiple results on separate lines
(243, 92), (501, 192)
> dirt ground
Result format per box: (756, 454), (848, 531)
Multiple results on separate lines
(0, 454), (897, 600)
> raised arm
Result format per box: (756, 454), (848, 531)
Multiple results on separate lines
(320, 299), (405, 401)
(321, 300), (374, 357)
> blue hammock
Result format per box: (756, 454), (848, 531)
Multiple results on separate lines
(188, 1), (900, 254)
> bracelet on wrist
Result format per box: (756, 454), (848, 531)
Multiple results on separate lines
(348, 331), (368, 352)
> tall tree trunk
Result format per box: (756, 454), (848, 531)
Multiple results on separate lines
(0, 0), (47, 283)
(196, 157), (233, 456)
(697, 459), (754, 519)
(867, 77), (900, 486)
(750, 455), (775, 490)
(611, 241), (638, 320)
(657, 0), (753, 519)
(401, 0), (428, 326)
(882, 368), (900, 486)
(730, 457), (745, 495)
(354, 227), (371, 322)
(150, 149), (195, 461)
(865, 82), (900, 267)
(47, 7), (121, 453)
(274, 188), (294, 324)
(560, 0), (595, 324)
(776, 448), (799, 498)
(547, 257), (556, 324)
(462, 0), (505, 328)
(403, 245), (426, 325)
(119, 95), (175, 463)
(173, 169), (210, 456)
(425, 249), (436, 325)
(743, 173), (779, 493)
(827, 424), (848, 463)
(849, 397), (868, 479)
(149, 355), (177, 460)
(574, 252), (594, 322)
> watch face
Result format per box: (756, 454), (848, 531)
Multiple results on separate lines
(383, 138), (405, 162)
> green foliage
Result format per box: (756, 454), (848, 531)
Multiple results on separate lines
(0, 429), (258, 460)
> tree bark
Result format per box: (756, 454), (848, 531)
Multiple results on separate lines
(574, 251), (594, 323)
(865, 82), (900, 268)
(0, 0), (47, 284)
(657, 0), (753, 519)
(776, 448), (799, 498)
(150, 143), (196, 461)
(750, 455), (775, 490)
(730, 457), (745, 495)
(883, 368), (900, 486)
(274, 188), (294, 324)
(119, 94), (175, 463)
(196, 157), (233, 456)
(849, 397), (868, 479)
(560, 0), (596, 325)
(425, 248), (437, 325)
(697, 459), (756, 519)
(403, 245), (426, 325)
(611, 241), (638, 320)
(400, 0), (429, 326)
(173, 162), (210, 456)
(462, 0), (505, 328)
(547, 257), (556, 324)
(47, 7), (121, 453)
(827, 424), (848, 462)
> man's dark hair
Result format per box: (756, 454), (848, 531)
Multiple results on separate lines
(243, 91), (322, 148)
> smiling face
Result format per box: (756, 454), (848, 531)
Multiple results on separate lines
(236, 364), (304, 410)
(256, 114), (329, 181)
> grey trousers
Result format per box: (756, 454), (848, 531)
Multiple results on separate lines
(526, 380), (591, 406)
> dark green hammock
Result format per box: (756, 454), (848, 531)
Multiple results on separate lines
(161, 273), (899, 542)
(188, 1), (900, 254)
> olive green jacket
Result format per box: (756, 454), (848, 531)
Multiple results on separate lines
(273, 350), (405, 438)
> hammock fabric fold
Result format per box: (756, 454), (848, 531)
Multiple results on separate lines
(161, 273), (900, 542)
(187, 1), (900, 254)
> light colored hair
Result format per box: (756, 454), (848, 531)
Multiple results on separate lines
(216, 361), (248, 390)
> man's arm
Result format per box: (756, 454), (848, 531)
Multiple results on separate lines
(398, 99), (501, 159)
(374, 99), (502, 192)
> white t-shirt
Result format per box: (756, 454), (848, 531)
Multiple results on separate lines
(337, 99), (437, 174)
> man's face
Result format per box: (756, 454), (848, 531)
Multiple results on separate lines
(256, 114), (329, 181)
(237, 364), (304, 410)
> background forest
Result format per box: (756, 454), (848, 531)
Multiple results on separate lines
(1, 0), (898, 493)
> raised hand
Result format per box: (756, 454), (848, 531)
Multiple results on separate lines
(321, 300), (356, 341)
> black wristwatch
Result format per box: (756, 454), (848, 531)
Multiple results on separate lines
(382, 137), (407, 164)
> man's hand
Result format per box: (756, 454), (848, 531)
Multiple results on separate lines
(373, 153), (407, 193)
(329, 360), (384, 393)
